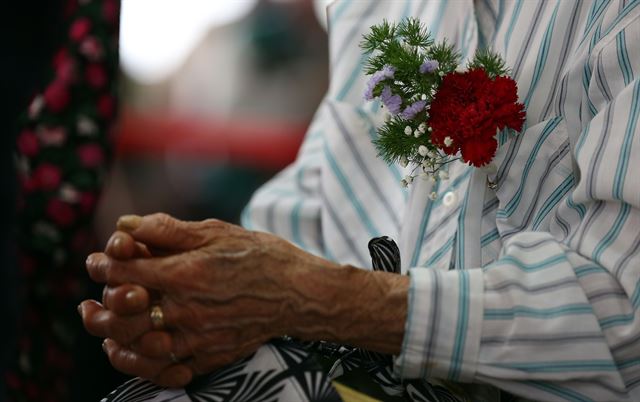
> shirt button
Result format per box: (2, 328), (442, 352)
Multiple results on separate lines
(442, 191), (457, 207)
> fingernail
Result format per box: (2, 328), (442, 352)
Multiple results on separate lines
(102, 339), (108, 353)
(125, 290), (141, 307)
(112, 236), (122, 254)
(85, 254), (95, 267)
(117, 214), (142, 232)
(77, 304), (83, 317)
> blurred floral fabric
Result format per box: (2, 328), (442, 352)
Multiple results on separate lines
(9, 0), (120, 400)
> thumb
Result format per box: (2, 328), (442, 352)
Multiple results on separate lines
(116, 213), (210, 251)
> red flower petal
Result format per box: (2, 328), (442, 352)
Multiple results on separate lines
(429, 69), (525, 166)
(461, 136), (498, 167)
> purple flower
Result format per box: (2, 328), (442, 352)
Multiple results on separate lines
(400, 100), (427, 119)
(364, 65), (396, 100)
(379, 65), (396, 79)
(363, 82), (375, 101)
(380, 86), (402, 114)
(419, 59), (439, 74)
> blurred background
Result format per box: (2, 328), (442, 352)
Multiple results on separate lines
(98, 0), (329, 240)
(4, 0), (330, 400)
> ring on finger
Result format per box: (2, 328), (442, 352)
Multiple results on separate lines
(149, 305), (165, 330)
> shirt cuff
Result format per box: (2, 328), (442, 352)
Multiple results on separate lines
(394, 267), (484, 382)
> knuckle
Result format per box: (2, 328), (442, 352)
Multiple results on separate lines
(102, 260), (116, 283)
(104, 313), (118, 338)
(154, 213), (174, 229)
(112, 348), (156, 379)
(173, 331), (195, 358)
(115, 325), (135, 345)
(201, 218), (224, 230)
(84, 308), (106, 337)
(105, 314), (136, 344)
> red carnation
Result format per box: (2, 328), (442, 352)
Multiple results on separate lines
(33, 163), (62, 191)
(85, 63), (107, 88)
(429, 69), (525, 167)
(43, 80), (70, 112)
(461, 137), (498, 167)
(46, 198), (76, 227)
(69, 18), (91, 42)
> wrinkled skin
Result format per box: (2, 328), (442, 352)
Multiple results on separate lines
(80, 213), (408, 388)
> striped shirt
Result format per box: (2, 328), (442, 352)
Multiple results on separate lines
(243, 1), (640, 400)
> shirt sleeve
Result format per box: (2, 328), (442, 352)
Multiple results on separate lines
(395, 12), (640, 401)
(241, 99), (328, 257)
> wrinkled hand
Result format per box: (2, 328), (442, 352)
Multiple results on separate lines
(80, 213), (340, 387)
(81, 225), (190, 387)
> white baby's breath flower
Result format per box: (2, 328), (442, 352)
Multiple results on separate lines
(399, 156), (408, 168)
(414, 130), (421, 138)
(418, 145), (428, 157)
(404, 126), (412, 135)
(418, 123), (426, 133)
(444, 136), (453, 146)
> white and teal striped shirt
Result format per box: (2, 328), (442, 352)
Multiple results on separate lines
(243, 1), (640, 400)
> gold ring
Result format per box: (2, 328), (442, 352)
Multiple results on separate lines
(149, 305), (165, 330)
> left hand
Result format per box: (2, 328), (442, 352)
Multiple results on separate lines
(80, 213), (343, 386)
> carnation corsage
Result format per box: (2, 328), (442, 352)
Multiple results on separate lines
(361, 18), (526, 188)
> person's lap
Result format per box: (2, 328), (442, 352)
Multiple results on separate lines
(102, 338), (342, 402)
(101, 337), (520, 402)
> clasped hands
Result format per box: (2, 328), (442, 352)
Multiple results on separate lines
(80, 213), (409, 388)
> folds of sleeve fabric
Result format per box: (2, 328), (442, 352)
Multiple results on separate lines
(396, 9), (640, 401)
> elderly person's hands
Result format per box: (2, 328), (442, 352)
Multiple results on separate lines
(79, 213), (409, 388)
